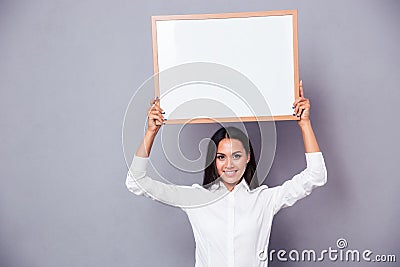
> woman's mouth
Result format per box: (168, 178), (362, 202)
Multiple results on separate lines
(224, 170), (238, 177)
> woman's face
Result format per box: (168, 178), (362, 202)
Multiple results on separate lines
(215, 138), (250, 191)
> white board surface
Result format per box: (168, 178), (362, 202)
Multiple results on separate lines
(152, 11), (299, 123)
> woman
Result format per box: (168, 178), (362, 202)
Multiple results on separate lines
(126, 81), (327, 267)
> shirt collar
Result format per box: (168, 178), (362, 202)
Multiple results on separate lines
(238, 178), (251, 192)
(209, 177), (251, 193)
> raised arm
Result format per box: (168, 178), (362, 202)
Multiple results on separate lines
(293, 80), (320, 153)
(135, 97), (165, 158)
(126, 97), (216, 208)
(126, 97), (186, 204)
(268, 81), (327, 214)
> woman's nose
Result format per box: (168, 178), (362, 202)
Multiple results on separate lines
(226, 157), (234, 168)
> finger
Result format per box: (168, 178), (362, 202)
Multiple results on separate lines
(296, 104), (309, 116)
(294, 102), (309, 115)
(293, 105), (305, 117)
(153, 105), (164, 113)
(298, 108), (306, 118)
(294, 98), (309, 109)
(150, 96), (160, 107)
(293, 96), (305, 107)
(149, 109), (166, 123)
(294, 103), (301, 115)
(295, 97), (308, 103)
(299, 80), (304, 98)
(150, 97), (157, 106)
(149, 102), (164, 114)
(150, 110), (164, 119)
(153, 99), (165, 114)
(155, 120), (163, 126)
(300, 86), (304, 98)
(149, 105), (163, 113)
(293, 96), (309, 106)
(149, 114), (164, 125)
(298, 98), (310, 113)
(149, 109), (163, 119)
(295, 101), (309, 109)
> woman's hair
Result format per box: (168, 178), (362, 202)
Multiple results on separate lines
(203, 126), (259, 189)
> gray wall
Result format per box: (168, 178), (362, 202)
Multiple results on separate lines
(1, 0), (399, 266)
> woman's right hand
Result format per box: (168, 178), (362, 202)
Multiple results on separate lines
(147, 97), (165, 135)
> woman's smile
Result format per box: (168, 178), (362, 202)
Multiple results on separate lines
(223, 170), (238, 177)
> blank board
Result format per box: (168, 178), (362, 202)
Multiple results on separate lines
(152, 10), (300, 124)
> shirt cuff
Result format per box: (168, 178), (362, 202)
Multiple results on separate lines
(305, 152), (325, 170)
(129, 155), (149, 173)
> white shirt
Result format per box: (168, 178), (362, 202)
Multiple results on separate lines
(126, 152), (327, 267)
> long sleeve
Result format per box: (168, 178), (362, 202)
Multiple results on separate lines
(270, 152), (327, 215)
(125, 155), (222, 208)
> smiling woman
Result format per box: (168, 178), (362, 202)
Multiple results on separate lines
(126, 81), (327, 267)
(203, 127), (257, 192)
(215, 138), (249, 189)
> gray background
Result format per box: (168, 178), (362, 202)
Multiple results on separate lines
(1, 0), (399, 266)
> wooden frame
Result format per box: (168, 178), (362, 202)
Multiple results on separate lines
(151, 10), (300, 124)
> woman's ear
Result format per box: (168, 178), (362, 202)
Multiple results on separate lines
(247, 154), (250, 164)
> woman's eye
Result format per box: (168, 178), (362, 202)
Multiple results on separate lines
(217, 155), (225, 160)
(233, 154), (241, 159)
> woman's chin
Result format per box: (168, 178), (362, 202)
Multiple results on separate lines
(221, 176), (240, 185)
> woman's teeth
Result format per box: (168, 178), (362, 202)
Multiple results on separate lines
(224, 170), (237, 176)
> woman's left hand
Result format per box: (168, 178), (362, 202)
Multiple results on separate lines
(293, 80), (311, 123)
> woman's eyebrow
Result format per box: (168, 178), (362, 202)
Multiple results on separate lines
(216, 151), (242, 155)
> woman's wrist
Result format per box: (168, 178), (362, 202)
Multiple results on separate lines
(145, 129), (158, 139)
(136, 130), (157, 158)
(297, 118), (312, 128)
(297, 119), (320, 152)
